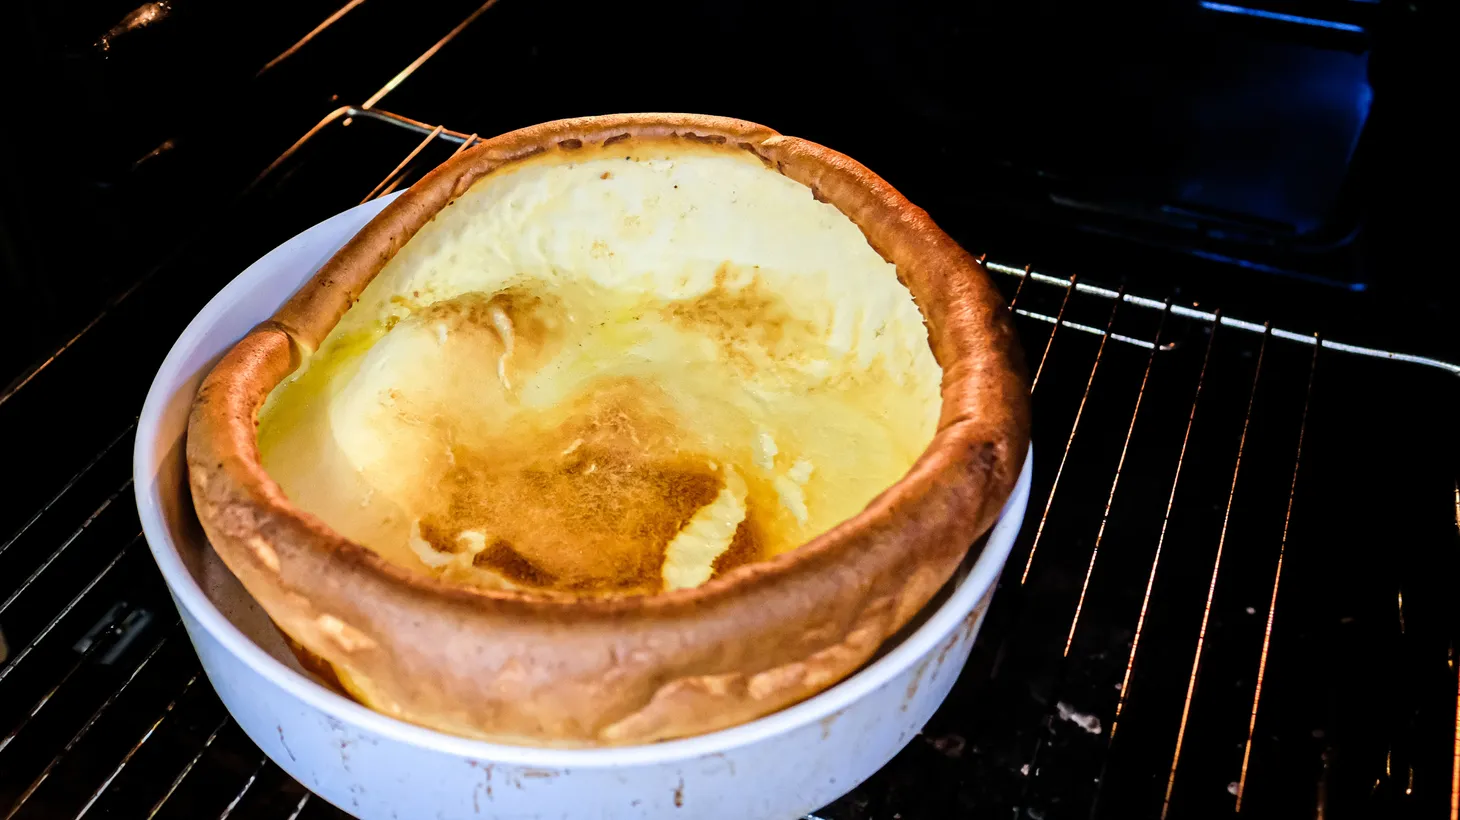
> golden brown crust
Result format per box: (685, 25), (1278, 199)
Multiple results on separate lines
(187, 113), (1030, 746)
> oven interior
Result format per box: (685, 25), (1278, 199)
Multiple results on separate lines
(1, 1), (1454, 818)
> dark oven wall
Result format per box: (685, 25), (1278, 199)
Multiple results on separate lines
(0, 0), (1451, 390)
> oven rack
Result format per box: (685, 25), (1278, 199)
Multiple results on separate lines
(1, 96), (1457, 820)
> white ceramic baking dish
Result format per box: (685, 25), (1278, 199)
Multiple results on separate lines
(133, 193), (1033, 820)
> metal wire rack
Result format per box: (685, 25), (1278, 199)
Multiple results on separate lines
(1, 94), (1457, 820)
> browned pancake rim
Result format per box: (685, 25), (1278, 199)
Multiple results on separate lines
(186, 113), (1031, 746)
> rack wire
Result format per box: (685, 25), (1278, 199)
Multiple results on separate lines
(2, 48), (1457, 820)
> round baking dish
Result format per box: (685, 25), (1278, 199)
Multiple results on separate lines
(137, 142), (1031, 819)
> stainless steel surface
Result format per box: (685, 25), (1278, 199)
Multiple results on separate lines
(987, 262), (1460, 375)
